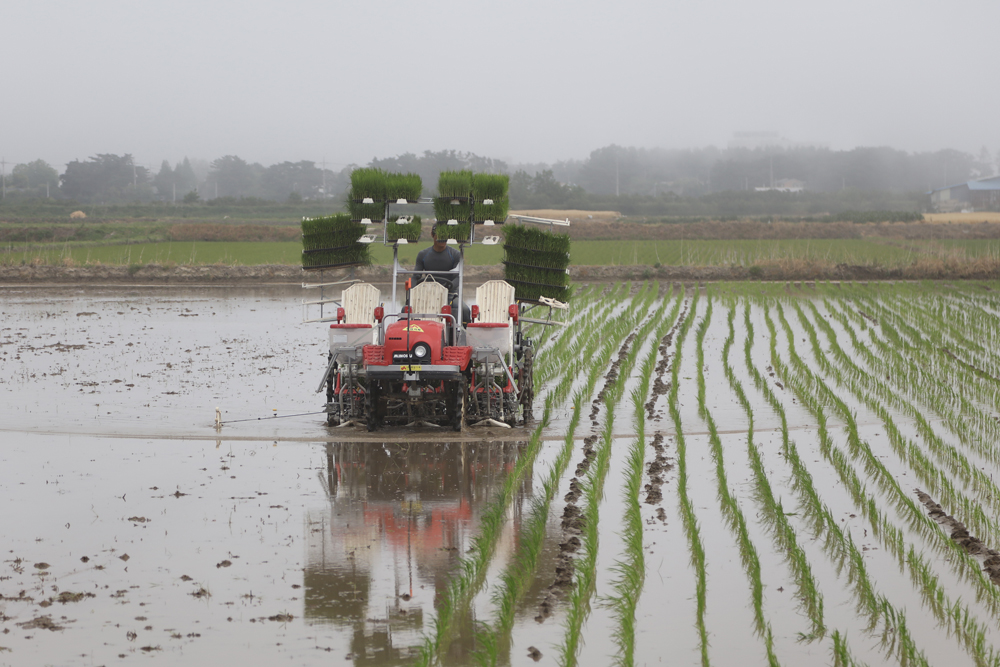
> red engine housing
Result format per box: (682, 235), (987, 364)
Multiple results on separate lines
(366, 318), (471, 370)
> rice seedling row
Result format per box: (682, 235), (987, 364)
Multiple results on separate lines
(413, 280), (1000, 666)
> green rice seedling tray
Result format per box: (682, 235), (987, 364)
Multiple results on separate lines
(435, 221), (471, 242)
(503, 264), (570, 287)
(349, 168), (386, 202)
(348, 199), (386, 223)
(502, 247), (570, 270)
(437, 170), (473, 198)
(384, 172), (422, 202)
(434, 197), (471, 222)
(502, 224), (571, 255)
(300, 214), (370, 268)
(386, 215), (422, 242)
(471, 173), (509, 201)
(505, 278), (570, 302)
(473, 198), (509, 224)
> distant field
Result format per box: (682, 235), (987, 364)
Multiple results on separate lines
(4, 238), (1000, 268)
(924, 212), (1000, 224)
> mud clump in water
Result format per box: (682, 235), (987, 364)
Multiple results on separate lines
(17, 615), (65, 631)
(917, 488), (1000, 582)
(644, 433), (672, 508)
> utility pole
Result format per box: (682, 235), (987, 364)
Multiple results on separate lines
(322, 158), (327, 198)
(1, 157), (6, 199)
(615, 150), (619, 197)
(173, 183), (176, 205)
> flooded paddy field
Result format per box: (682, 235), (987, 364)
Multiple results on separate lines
(3, 281), (1000, 666)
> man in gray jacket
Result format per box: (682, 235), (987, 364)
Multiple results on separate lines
(415, 226), (461, 291)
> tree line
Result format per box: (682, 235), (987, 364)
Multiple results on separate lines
(2, 145), (995, 214)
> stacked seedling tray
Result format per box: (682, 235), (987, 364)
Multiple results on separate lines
(346, 168), (386, 223)
(385, 172), (422, 203)
(301, 214), (371, 269)
(386, 215), (422, 243)
(502, 223), (571, 302)
(471, 173), (509, 225)
(346, 169), (422, 224)
(434, 170), (473, 242)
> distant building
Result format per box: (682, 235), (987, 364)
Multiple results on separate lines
(928, 176), (1000, 212)
(755, 178), (805, 193)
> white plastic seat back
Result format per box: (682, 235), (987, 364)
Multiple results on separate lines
(342, 283), (380, 325)
(411, 280), (448, 315)
(475, 280), (516, 323)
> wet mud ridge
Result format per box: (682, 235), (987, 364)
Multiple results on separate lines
(917, 489), (1000, 583)
(535, 436), (595, 623)
(940, 346), (1000, 384)
(643, 433), (672, 522)
(645, 298), (689, 421)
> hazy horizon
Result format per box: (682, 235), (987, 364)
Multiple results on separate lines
(3, 0), (998, 173)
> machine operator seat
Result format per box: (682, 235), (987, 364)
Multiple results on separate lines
(341, 282), (381, 325)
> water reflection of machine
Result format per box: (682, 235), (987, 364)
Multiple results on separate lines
(304, 441), (528, 665)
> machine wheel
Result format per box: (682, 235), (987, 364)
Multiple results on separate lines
(447, 377), (466, 432)
(519, 346), (534, 424)
(366, 381), (382, 432)
(325, 357), (337, 426)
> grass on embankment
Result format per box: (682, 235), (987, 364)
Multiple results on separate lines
(5, 238), (1000, 270)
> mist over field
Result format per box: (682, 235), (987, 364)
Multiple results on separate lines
(2, 0), (999, 173)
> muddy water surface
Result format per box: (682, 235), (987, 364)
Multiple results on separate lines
(0, 287), (530, 666)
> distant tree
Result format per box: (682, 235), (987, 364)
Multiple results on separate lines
(153, 160), (175, 200)
(183, 190), (200, 204)
(174, 158), (199, 194)
(60, 154), (150, 202)
(207, 155), (260, 198)
(369, 150), (508, 195)
(260, 160), (323, 200)
(9, 160), (59, 196)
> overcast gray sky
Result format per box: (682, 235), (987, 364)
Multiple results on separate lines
(4, 0), (998, 172)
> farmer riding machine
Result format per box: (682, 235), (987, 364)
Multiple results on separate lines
(301, 170), (571, 431)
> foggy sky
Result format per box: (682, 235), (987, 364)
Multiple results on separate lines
(3, 0), (998, 173)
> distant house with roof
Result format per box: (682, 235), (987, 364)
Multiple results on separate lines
(928, 175), (1000, 212)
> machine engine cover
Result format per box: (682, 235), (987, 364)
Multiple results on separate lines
(384, 319), (445, 363)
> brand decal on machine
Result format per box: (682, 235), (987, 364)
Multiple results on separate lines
(403, 325), (423, 332)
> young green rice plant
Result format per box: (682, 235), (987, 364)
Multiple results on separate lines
(761, 307), (933, 665)
(605, 293), (680, 667)
(696, 298), (786, 662)
(719, 303), (824, 649)
(416, 417), (548, 666)
(771, 303), (1000, 662)
(663, 290), (711, 667)
(349, 167), (386, 201)
(437, 170), (473, 198)
(385, 215), (422, 243)
(300, 214), (370, 269)
(384, 172), (422, 202)
(464, 287), (651, 667)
